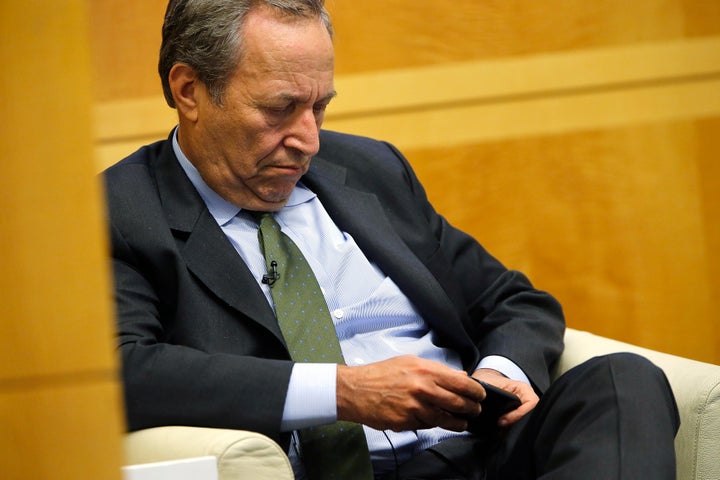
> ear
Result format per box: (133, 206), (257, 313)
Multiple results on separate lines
(168, 63), (201, 122)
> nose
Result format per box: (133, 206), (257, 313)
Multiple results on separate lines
(283, 108), (321, 156)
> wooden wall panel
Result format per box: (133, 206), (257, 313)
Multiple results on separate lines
(684, 0), (720, 36)
(90, 0), (720, 101)
(0, 382), (124, 479)
(89, 0), (720, 366)
(696, 117), (720, 360)
(328, 0), (690, 74)
(404, 122), (717, 363)
(1, 1), (124, 477)
(89, 0), (167, 101)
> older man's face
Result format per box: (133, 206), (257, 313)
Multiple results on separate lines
(180, 5), (335, 211)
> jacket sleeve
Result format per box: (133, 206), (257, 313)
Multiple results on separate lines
(385, 140), (566, 394)
(104, 150), (294, 447)
(317, 131), (565, 394)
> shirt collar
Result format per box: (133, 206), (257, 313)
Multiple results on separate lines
(172, 127), (316, 226)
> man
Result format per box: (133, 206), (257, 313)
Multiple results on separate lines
(105, 1), (680, 478)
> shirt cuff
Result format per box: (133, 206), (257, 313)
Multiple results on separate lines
(476, 355), (531, 385)
(280, 363), (337, 431)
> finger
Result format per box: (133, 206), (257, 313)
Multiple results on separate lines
(498, 395), (538, 427)
(440, 372), (487, 402)
(416, 409), (469, 432)
(422, 385), (483, 419)
(431, 372), (486, 414)
(437, 413), (470, 432)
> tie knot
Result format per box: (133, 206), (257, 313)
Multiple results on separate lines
(246, 210), (274, 225)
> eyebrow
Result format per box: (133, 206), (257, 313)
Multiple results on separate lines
(275, 90), (337, 104)
(322, 90), (338, 103)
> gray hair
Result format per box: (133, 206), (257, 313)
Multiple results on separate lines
(159, 0), (333, 108)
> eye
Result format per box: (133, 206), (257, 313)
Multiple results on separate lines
(266, 103), (294, 116)
(313, 101), (329, 114)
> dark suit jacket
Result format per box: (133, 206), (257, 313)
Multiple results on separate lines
(104, 129), (565, 449)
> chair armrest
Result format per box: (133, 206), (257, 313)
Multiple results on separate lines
(125, 426), (294, 480)
(556, 328), (720, 480)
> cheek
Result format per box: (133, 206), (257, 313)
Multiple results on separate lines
(203, 111), (286, 170)
(248, 129), (289, 158)
(222, 134), (282, 178)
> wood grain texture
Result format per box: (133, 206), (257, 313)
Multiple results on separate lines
(405, 123), (718, 363)
(89, 0), (167, 101)
(328, 0), (689, 74)
(0, 382), (124, 480)
(1, 0), (125, 477)
(90, 0), (720, 101)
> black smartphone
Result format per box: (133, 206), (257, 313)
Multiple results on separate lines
(466, 377), (522, 433)
(474, 378), (521, 417)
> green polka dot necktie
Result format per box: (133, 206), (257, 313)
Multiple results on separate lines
(252, 211), (374, 480)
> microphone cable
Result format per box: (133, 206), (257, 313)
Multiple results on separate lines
(382, 430), (400, 480)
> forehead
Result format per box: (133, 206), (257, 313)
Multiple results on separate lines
(228, 6), (334, 99)
(240, 6), (334, 68)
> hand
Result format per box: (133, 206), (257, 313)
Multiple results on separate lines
(471, 368), (539, 427)
(336, 355), (486, 432)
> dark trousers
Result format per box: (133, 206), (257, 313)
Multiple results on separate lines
(383, 353), (680, 480)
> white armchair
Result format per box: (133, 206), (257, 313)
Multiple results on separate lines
(125, 425), (294, 480)
(125, 328), (720, 480)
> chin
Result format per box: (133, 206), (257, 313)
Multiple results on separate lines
(259, 188), (295, 205)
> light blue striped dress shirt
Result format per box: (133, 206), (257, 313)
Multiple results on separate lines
(172, 131), (529, 478)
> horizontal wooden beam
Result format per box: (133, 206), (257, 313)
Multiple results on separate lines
(94, 36), (720, 169)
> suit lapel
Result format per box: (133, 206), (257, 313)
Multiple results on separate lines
(153, 142), (285, 344)
(303, 159), (473, 358)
